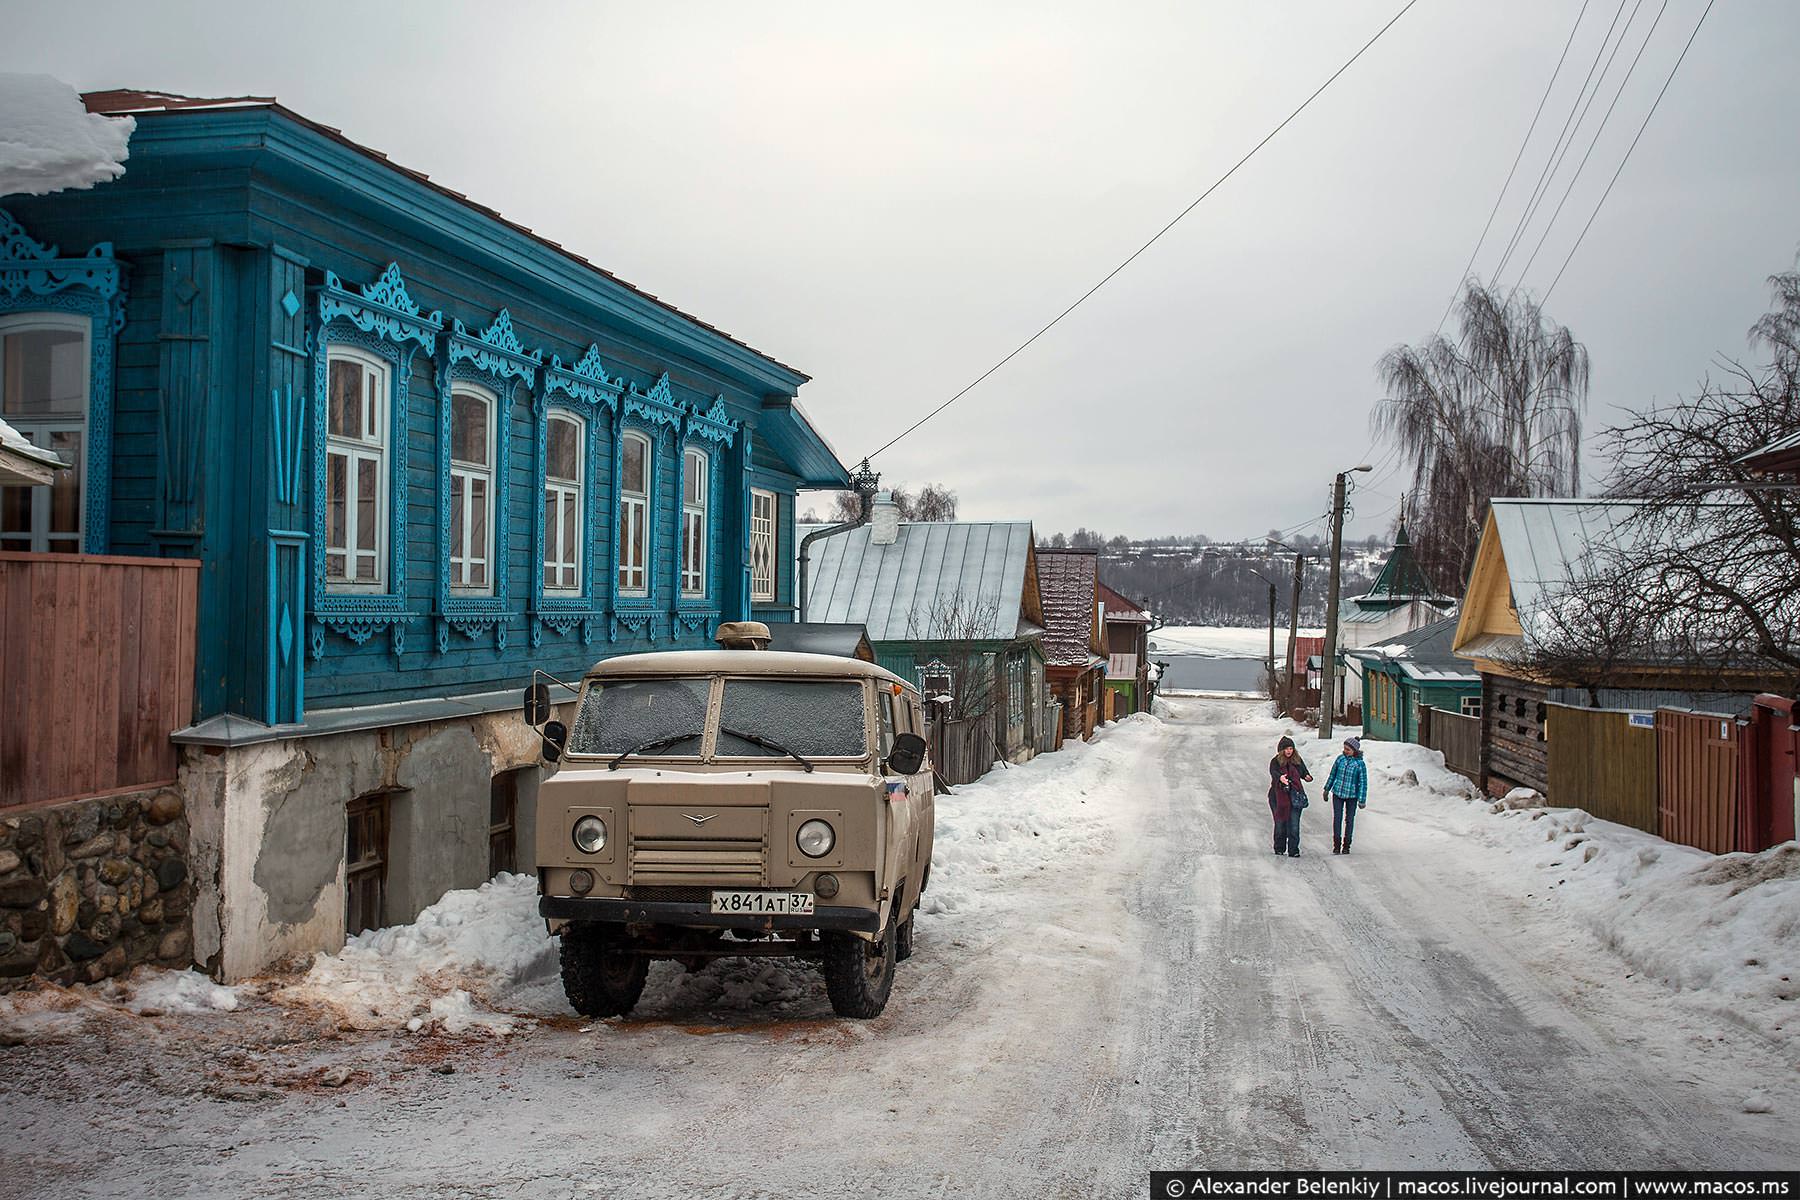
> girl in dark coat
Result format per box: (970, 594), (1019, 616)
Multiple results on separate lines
(1267, 735), (1312, 857)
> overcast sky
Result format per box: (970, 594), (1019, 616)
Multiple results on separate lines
(9, 0), (1798, 542)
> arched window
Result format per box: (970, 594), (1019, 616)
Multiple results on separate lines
(0, 313), (90, 554)
(544, 412), (583, 593)
(448, 385), (495, 594)
(324, 346), (391, 590)
(618, 430), (650, 596)
(681, 447), (708, 597)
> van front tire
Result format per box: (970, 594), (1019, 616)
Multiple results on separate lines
(560, 924), (648, 1018)
(823, 920), (896, 1018)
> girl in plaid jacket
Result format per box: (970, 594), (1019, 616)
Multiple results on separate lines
(1324, 737), (1368, 855)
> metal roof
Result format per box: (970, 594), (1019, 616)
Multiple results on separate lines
(1355, 520), (1454, 608)
(765, 622), (874, 662)
(798, 521), (1037, 644)
(1492, 498), (1643, 638)
(1346, 615), (1479, 682)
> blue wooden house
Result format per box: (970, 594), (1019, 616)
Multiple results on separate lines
(0, 90), (845, 978)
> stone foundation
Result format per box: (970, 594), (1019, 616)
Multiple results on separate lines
(0, 786), (194, 991)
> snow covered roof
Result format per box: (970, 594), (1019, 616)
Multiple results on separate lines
(1097, 580), (1152, 625)
(1738, 429), (1800, 475)
(0, 74), (133, 197)
(1036, 549), (1103, 668)
(798, 521), (1038, 644)
(1346, 615), (1479, 683)
(0, 415), (64, 486)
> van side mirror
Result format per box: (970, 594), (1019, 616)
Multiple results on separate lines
(524, 682), (551, 726)
(885, 731), (927, 777)
(541, 720), (568, 763)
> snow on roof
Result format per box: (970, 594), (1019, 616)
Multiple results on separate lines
(0, 74), (133, 197)
(799, 521), (1036, 644)
(1036, 549), (1102, 668)
(1097, 580), (1152, 624)
(0, 414), (64, 486)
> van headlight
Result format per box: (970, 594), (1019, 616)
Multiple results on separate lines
(796, 819), (836, 859)
(572, 815), (608, 854)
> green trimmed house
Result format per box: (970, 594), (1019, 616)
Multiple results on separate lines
(1336, 519), (1456, 717)
(1348, 615), (1480, 743)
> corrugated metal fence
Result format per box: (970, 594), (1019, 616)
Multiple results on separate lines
(1545, 704), (1658, 834)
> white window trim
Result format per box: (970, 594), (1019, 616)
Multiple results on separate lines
(324, 345), (390, 594)
(544, 411), (584, 596)
(681, 447), (708, 598)
(749, 487), (776, 603)
(618, 430), (650, 598)
(0, 312), (91, 554)
(448, 383), (496, 597)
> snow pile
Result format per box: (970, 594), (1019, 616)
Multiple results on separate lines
(0, 74), (133, 197)
(1264, 711), (1800, 1049)
(274, 872), (563, 1035)
(922, 713), (1164, 918)
(119, 968), (244, 1015)
(1149, 625), (1320, 659)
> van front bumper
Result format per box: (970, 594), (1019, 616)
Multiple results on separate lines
(540, 895), (880, 933)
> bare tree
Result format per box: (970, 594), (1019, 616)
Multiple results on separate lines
(825, 481), (958, 523)
(906, 590), (1004, 724)
(1511, 259), (1800, 695)
(1374, 281), (1590, 589)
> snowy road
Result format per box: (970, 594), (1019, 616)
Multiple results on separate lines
(3, 700), (1793, 1197)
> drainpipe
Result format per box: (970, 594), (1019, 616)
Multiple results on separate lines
(797, 458), (880, 623)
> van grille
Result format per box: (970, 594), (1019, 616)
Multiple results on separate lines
(628, 834), (766, 886)
(624, 886), (713, 904)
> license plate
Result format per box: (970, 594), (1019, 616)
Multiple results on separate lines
(709, 890), (816, 915)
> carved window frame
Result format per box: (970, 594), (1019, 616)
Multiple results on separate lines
(608, 373), (683, 643)
(433, 309), (539, 653)
(679, 444), (710, 600)
(670, 395), (738, 642)
(749, 487), (777, 604)
(531, 343), (619, 647)
(309, 262), (441, 656)
(0, 209), (126, 554)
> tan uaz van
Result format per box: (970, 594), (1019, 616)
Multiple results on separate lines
(524, 638), (935, 1019)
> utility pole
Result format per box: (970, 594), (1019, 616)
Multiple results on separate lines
(1286, 554), (1302, 717)
(1320, 463), (1373, 739)
(1266, 583), (1276, 689)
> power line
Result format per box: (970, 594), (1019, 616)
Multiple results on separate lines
(864, 0), (1422, 462)
(1541, 0), (1715, 304)
(1505, 0), (1670, 297)
(1433, 0), (1593, 336)
(1490, 0), (1641, 288)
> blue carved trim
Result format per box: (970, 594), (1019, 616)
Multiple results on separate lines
(685, 395), (739, 448)
(310, 314), (414, 651)
(674, 440), (721, 610)
(622, 372), (683, 431)
(530, 367), (608, 644)
(271, 383), (305, 506)
(434, 356), (515, 634)
(447, 308), (541, 388)
(0, 209), (127, 553)
(318, 262), (442, 356)
(543, 343), (623, 412)
(611, 405), (676, 621)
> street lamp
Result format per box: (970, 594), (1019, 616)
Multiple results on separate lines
(1264, 538), (1314, 716)
(1319, 464), (1373, 739)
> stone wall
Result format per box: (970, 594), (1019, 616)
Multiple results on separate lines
(0, 787), (193, 990)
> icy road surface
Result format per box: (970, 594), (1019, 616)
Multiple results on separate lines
(2, 699), (1794, 1197)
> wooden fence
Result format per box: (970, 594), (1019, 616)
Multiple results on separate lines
(931, 718), (994, 788)
(0, 553), (199, 809)
(1657, 709), (1741, 854)
(1421, 707), (1481, 781)
(1544, 703), (1659, 834)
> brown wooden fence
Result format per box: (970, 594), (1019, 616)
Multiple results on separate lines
(0, 552), (199, 809)
(1421, 707), (1481, 781)
(931, 717), (995, 787)
(1544, 703), (1659, 833)
(1657, 709), (1741, 854)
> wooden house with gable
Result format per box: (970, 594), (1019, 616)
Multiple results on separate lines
(0, 89), (846, 983)
(1037, 548), (1109, 742)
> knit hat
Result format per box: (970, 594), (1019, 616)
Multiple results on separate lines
(1344, 737), (1362, 754)
(1277, 735), (1295, 752)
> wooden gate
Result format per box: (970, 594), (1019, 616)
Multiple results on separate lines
(1656, 709), (1741, 854)
(1544, 704), (1658, 833)
(1422, 707), (1481, 782)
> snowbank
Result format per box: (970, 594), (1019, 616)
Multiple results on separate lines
(1149, 625), (1321, 659)
(922, 712), (1164, 919)
(273, 872), (562, 1034)
(1256, 709), (1800, 1050)
(0, 74), (133, 197)
(119, 968), (244, 1015)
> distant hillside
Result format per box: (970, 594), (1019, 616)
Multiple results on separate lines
(1043, 535), (1386, 627)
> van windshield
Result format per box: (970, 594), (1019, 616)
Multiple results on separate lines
(717, 679), (866, 757)
(568, 677), (711, 756)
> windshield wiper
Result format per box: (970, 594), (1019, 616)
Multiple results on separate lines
(608, 730), (704, 771)
(718, 726), (814, 772)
